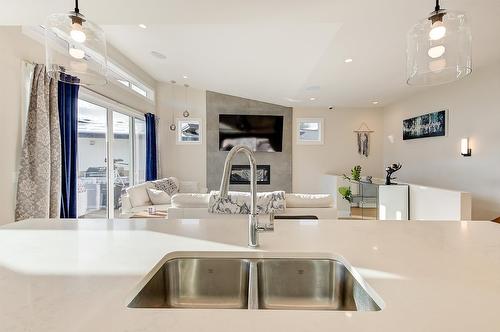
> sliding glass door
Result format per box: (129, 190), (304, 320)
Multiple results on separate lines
(112, 111), (133, 215)
(134, 118), (146, 184)
(77, 90), (147, 219)
(77, 99), (109, 218)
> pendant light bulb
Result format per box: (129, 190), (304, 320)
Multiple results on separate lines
(69, 47), (85, 59)
(429, 21), (446, 40)
(428, 45), (445, 58)
(70, 1), (86, 43)
(70, 22), (86, 43)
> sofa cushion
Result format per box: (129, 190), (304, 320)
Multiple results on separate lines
(153, 177), (179, 196)
(147, 188), (171, 205)
(208, 191), (286, 215)
(179, 181), (201, 193)
(126, 182), (154, 207)
(285, 193), (334, 208)
(171, 193), (210, 208)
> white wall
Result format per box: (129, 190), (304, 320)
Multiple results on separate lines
(0, 26), (156, 225)
(383, 62), (500, 221)
(292, 107), (384, 194)
(157, 83), (207, 188)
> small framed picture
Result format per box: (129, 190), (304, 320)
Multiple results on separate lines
(296, 118), (324, 145)
(177, 118), (202, 144)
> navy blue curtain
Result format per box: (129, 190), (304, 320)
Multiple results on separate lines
(58, 75), (79, 218)
(145, 113), (158, 181)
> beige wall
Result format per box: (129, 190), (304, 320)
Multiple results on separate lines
(383, 62), (500, 220)
(156, 82), (207, 188)
(292, 107), (384, 193)
(0, 26), (156, 225)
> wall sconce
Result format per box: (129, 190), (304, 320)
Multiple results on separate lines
(461, 137), (472, 157)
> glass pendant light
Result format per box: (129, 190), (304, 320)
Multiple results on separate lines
(45, 0), (108, 85)
(406, 0), (472, 86)
(182, 84), (190, 117)
(169, 80), (177, 131)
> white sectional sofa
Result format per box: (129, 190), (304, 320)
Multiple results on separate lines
(167, 193), (337, 220)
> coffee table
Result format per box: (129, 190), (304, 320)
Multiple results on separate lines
(129, 211), (168, 219)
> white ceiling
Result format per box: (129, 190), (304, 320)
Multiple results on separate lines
(3, 0), (500, 107)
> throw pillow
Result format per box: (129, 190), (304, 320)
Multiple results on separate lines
(147, 188), (171, 205)
(153, 177), (179, 196)
(126, 182), (154, 207)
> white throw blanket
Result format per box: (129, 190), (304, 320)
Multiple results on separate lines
(208, 190), (285, 215)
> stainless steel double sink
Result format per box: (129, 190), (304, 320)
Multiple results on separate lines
(128, 252), (382, 311)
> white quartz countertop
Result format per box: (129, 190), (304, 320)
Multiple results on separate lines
(1, 218), (499, 332)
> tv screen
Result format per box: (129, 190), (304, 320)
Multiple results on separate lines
(219, 114), (284, 152)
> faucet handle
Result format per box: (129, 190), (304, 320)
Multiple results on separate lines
(265, 213), (275, 231)
(269, 213), (275, 225)
(255, 213), (275, 232)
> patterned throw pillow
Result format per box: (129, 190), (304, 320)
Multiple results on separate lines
(153, 177), (179, 196)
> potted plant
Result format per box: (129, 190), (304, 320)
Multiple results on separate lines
(351, 165), (362, 182)
(338, 186), (353, 203)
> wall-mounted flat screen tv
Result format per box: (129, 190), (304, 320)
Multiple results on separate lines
(219, 114), (284, 152)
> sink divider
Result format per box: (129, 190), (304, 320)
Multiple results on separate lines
(247, 260), (259, 310)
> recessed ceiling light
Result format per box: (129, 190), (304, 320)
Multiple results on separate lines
(344, 58), (353, 63)
(372, 101), (379, 105)
(183, 75), (188, 79)
(138, 24), (147, 29)
(309, 97), (316, 101)
(150, 51), (167, 60)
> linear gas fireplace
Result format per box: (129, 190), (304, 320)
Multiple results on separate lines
(230, 165), (271, 185)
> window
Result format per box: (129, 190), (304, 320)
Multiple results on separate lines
(77, 89), (148, 219)
(131, 83), (147, 97)
(117, 79), (130, 87)
(107, 61), (155, 101)
(296, 118), (324, 145)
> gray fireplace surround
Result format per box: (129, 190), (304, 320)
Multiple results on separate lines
(206, 91), (292, 192)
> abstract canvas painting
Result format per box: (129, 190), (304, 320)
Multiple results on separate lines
(403, 110), (446, 140)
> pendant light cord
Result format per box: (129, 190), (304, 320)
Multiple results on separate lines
(184, 84), (188, 111)
(170, 81), (176, 123)
(74, 0), (80, 13)
(435, 0), (440, 12)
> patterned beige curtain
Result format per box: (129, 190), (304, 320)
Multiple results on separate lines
(15, 64), (61, 221)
